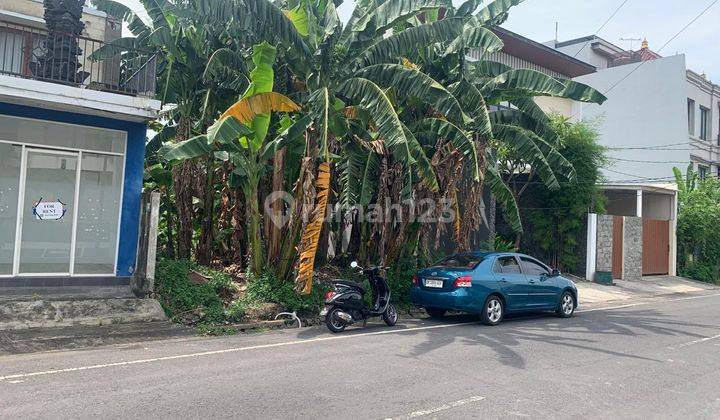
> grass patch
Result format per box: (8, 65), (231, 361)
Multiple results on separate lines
(154, 259), (330, 334)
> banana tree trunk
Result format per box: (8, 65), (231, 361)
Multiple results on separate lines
(195, 156), (215, 265)
(231, 187), (245, 267)
(295, 162), (331, 294)
(267, 148), (285, 262)
(164, 190), (175, 259)
(243, 156), (264, 275)
(172, 116), (194, 260)
(276, 131), (318, 282)
(275, 159), (311, 281)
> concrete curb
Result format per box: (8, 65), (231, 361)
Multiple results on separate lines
(0, 298), (167, 331)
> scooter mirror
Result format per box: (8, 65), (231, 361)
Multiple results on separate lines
(350, 261), (359, 269)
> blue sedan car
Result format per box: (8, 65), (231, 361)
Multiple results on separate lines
(410, 252), (578, 325)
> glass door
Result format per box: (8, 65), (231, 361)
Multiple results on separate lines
(0, 143), (22, 275)
(17, 148), (79, 275)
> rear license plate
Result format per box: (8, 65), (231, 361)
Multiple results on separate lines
(424, 279), (443, 288)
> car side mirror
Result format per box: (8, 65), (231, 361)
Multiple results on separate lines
(551, 269), (561, 277)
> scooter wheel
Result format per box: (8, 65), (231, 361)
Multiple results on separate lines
(325, 307), (347, 333)
(383, 303), (398, 326)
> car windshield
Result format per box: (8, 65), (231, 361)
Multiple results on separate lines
(432, 255), (484, 270)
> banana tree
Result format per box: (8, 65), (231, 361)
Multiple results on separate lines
(271, 0), (509, 292)
(394, 0), (608, 245)
(91, 0), (314, 264)
(161, 42), (300, 275)
(90, 0), (250, 263)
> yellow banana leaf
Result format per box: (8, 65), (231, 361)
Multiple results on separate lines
(401, 57), (419, 70)
(221, 92), (301, 125)
(296, 162), (331, 295)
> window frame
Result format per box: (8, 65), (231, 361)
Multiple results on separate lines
(688, 98), (696, 135)
(432, 254), (484, 270)
(700, 106), (710, 141)
(493, 255), (522, 275)
(698, 165), (709, 180)
(519, 256), (551, 276)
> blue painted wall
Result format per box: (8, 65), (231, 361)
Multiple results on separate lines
(0, 102), (147, 277)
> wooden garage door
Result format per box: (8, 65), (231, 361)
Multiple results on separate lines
(642, 219), (670, 275)
(612, 216), (623, 279)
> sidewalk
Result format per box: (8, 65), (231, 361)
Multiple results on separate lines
(577, 275), (719, 309)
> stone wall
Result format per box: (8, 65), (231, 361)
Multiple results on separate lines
(623, 216), (643, 279)
(596, 215), (614, 272)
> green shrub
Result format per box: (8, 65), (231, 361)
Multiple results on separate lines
(226, 299), (247, 322)
(386, 267), (414, 308)
(243, 272), (329, 314)
(154, 259), (228, 323)
(680, 262), (718, 284)
(195, 265), (233, 293)
(675, 166), (720, 284)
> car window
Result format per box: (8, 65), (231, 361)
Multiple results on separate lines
(520, 257), (550, 276)
(433, 255), (484, 269)
(493, 256), (521, 274)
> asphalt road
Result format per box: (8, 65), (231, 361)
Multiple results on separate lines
(2, 293), (720, 419)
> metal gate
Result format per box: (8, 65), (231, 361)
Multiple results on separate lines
(612, 216), (623, 279)
(642, 219), (670, 276)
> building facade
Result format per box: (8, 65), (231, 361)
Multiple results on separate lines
(547, 36), (693, 280)
(0, 2), (160, 285)
(552, 36), (720, 180)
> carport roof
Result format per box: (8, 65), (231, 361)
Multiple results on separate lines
(599, 183), (677, 195)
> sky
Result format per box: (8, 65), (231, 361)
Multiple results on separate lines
(117, 0), (720, 82)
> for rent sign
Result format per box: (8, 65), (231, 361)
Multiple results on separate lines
(33, 200), (66, 220)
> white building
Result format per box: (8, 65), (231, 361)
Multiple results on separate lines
(552, 36), (720, 181)
(0, 1), (160, 286)
(543, 36), (711, 280)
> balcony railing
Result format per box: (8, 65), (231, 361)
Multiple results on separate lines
(0, 20), (156, 98)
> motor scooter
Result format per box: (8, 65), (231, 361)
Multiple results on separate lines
(320, 261), (398, 333)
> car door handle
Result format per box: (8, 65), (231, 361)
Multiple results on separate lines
(528, 279), (535, 284)
(499, 278), (508, 283)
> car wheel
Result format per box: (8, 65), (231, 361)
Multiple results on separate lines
(383, 303), (398, 326)
(557, 291), (576, 318)
(481, 295), (504, 326)
(325, 307), (347, 333)
(425, 307), (447, 319)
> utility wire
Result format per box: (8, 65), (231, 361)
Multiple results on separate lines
(601, 167), (676, 180)
(606, 157), (691, 164)
(570, 0), (719, 121)
(608, 141), (694, 150)
(600, 0), (720, 97)
(572, 0), (632, 58)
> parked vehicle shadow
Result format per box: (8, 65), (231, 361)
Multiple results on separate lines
(395, 308), (719, 370)
(292, 305), (718, 371)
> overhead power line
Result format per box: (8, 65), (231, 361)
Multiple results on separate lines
(570, 0), (719, 122)
(601, 0), (720, 97)
(572, 0), (632, 58)
(608, 142), (694, 150)
(607, 157), (691, 164)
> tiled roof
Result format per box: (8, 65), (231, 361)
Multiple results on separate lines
(636, 47), (662, 61)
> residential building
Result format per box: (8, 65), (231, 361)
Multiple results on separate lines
(545, 36), (709, 280)
(0, 1), (160, 286)
(552, 36), (720, 180)
(469, 27), (598, 116)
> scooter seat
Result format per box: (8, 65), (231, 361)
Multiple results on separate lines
(331, 279), (366, 294)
